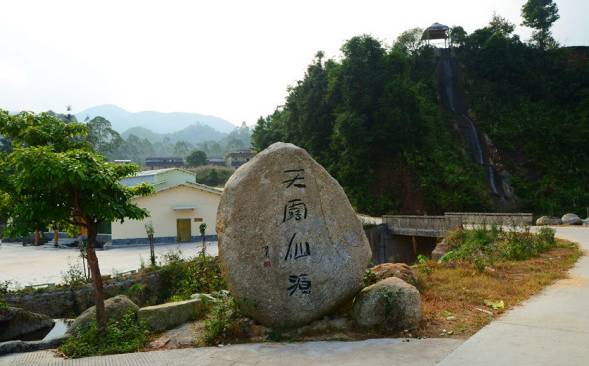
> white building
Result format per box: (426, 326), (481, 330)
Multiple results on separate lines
(112, 168), (223, 245)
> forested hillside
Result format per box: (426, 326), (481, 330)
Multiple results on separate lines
(252, 6), (589, 216)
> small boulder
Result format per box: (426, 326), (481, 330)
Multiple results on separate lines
(68, 295), (138, 334)
(352, 277), (421, 331)
(369, 263), (417, 287)
(561, 213), (582, 225)
(536, 216), (562, 226)
(138, 298), (209, 332)
(0, 307), (55, 342)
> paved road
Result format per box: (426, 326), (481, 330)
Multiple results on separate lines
(438, 226), (589, 366)
(0, 241), (218, 287)
(0, 338), (463, 366)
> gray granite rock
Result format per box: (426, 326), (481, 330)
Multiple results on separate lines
(217, 142), (372, 328)
(0, 307), (54, 342)
(561, 213), (582, 225)
(352, 277), (421, 331)
(68, 295), (138, 334)
(138, 298), (208, 332)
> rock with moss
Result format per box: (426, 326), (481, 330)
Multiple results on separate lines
(217, 142), (372, 328)
(0, 307), (55, 342)
(369, 263), (417, 287)
(68, 295), (138, 334)
(352, 277), (421, 330)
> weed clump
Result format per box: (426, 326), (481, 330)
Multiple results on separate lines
(202, 295), (244, 345)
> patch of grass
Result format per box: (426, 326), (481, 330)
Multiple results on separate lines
(440, 226), (559, 271)
(416, 239), (582, 338)
(59, 311), (149, 358)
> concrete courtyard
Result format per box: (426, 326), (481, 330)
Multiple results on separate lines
(0, 241), (218, 288)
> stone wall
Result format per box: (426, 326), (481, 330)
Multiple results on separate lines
(5, 272), (164, 318)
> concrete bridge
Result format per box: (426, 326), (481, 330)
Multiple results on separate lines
(366, 212), (533, 264)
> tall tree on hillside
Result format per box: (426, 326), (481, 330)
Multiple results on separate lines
(489, 13), (516, 36)
(449, 26), (468, 47)
(0, 111), (153, 334)
(521, 0), (560, 49)
(393, 28), (424, 55)
(86, 117), (123, 157)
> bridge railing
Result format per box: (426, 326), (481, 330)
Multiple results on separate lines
(444, 212), (533, 226)
(382, 212), (533, 238)
(383, 215), (462, 237)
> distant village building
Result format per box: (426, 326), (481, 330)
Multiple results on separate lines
(112, 168), (222, 245)
(145, 157), (184, 169)
(225, 149), (253, 168)
(207, 157), (225, 167)
(113, 159), (133, 164)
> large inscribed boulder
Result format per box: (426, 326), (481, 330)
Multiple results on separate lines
(217, 142), (371, 328)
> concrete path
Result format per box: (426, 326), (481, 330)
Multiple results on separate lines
(438, 226), (589, 366)
(0, 338), (463, 366)
(0, 241), (217, 287)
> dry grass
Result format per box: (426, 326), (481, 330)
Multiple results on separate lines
(414, 239), (582, 338)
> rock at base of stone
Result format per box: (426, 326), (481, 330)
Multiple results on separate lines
(217, 142), (372, 328)
(68, 295), (139, 334)
(0, 307), (55, 342)
(138, 298), (209, 332)
(561, 213), (582, 225)
(369, 263), (417, 287)
(352, 277), (421, 331)
(536, 216), (562, 226)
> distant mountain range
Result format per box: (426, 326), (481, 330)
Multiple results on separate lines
(121, 124), (226, 144)
(75, 104), (236, 134)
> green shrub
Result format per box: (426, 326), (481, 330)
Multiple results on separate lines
(194, 166), (234, 187)
(158, 251), (226, 302)
(59, 311), (149, 358)
(203, 296), (243, 345)
(62, 261), (89, 288)
(416, 254), (433, 275)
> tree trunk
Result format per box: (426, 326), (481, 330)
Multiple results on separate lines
(86, 222), (106, 334)
(53, 223), (59, 247)
(34, 229), (42, 246)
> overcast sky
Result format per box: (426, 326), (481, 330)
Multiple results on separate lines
(1, 0), (587, 126)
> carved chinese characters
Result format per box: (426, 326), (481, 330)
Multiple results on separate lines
(217, 142), (371, 328)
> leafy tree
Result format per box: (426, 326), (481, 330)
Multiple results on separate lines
(86, 117), (123, 156)
(449, 26), (468, 47)
(186, 150), (207, 166)
(521, 0), (560, 49)
(0, 111), (153, 333)
(489, 13), (516, 36)
(393, 27), (424, 55)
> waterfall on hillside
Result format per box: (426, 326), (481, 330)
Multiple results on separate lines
(439, 52), (502, 198)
